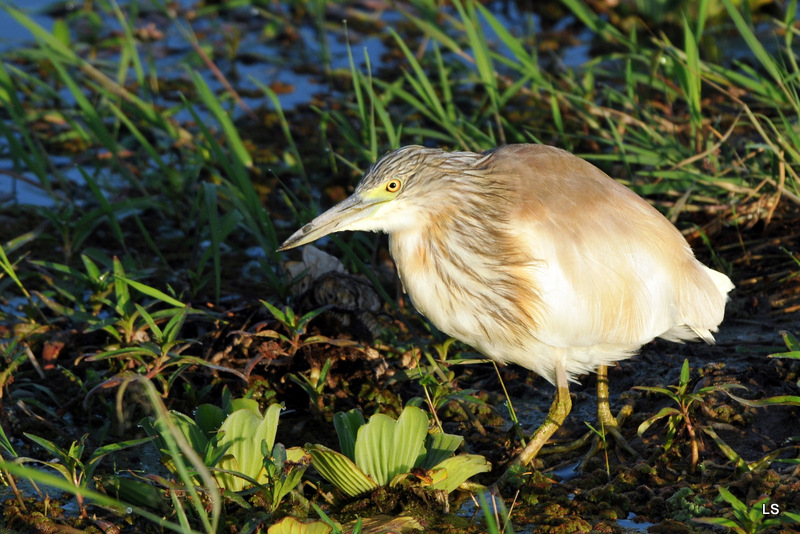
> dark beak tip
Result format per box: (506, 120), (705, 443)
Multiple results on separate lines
(277, 226), (308, 252)
(277, 241), (294, 253)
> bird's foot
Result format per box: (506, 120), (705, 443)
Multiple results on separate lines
(495, 370), (572, 489)
(537, 404), (638, 471)
(494, 462), (530, 491)
(572, 364), (639, 471)
(578, 403), (638, 471)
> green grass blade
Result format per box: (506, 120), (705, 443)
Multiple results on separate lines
(559, 0), (633, 48)
(202, 183), (222, 305)
(1, 460), (201, 533)
(115, 275), (186, 308)
(720, 0), (796, 111)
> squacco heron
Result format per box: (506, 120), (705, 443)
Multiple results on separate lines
(279, 144), (734, 472)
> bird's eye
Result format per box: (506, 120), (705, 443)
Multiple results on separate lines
(386, 179), (402, 193)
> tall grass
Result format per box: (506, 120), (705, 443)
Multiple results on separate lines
(334, 0), (800, 210)
(0, 2), (289, 301)
(0, 377), (220, 533)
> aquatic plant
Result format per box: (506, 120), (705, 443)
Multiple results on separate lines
(19, 432), (151, 518)
(142, 396), (307, 508)
(694, 487), (799, 534)
(635, 359), (745, 472)
(307, 405), (490, 498)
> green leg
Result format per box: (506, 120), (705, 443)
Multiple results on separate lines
(529, 365), (637, 470)
(580, 365), (637, 467)
(498, 358), (571, 487)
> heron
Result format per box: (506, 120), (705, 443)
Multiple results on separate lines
(279, 144), (734, 476)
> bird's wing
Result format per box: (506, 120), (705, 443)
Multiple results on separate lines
(487, 144), (730, 349)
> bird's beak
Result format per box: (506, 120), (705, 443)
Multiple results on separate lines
(278, 193), (377, 251)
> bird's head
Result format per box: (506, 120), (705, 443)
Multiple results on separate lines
(279, 145), (455, 251)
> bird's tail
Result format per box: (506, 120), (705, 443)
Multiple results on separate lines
(661, 264), (733, 345)
(685, 265), (734, 343)
(706, 266), (735, 297)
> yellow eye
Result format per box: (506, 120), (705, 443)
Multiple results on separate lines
(386, 179), (402, 193)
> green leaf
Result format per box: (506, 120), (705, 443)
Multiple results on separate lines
(354, 406), (428, 486)
(213, 404), (282, 490)
(261, 404), (282, 453)
(202, 183), (223, 305)
(266, 516), (333, 534)
(23, 458), (74, 483)
(333, 409), (366, 461)
(419, 432), (463, 470)
(701, 427), (750, 472)
(723, 391), (800, 408)
(681, 14), (702, 131)
(308, 444), (378, 498)
(770, 331), (800, 359)
(87, 346), (157, 363)
(720, 0), (787, 95)
(771, 351), (800, 360)
(51, 17), (70, 47)
(296, 306), (330, 332)
(633, 385), (676, 399)
(85, 436), (154, 480)
(261, 300), (287, 325)
(155, 412), (208, 456)
(113, 258), (133, 317)
(79, 168), (127, 251)
(0, 423), (17, 457)
(637, 406), (681, 437)
(2, 458), (202, 533)
(285, 446), (308, 464)
(474, 2), (545, 85)
(24, 434), (71, 465)
(98, 475), (166, 512)
(189, 70), (252, 168)
(269, 445), (308, 510)
(717, 486), (748, 514)
(161, 306), (189, 344)
(426, 454), (491, 492)
(229, 398), (261, 416)
(195, 404), (226, 437)
(693, 517), (745, 531)
(135, 304), (163, 341)
(780, 331), (799, 351)
(80, 254), (102, 283)
(679, 359), (691, 389)
(116, 275), (186, 308)
(285, 306), (296, 328)
(560, 0), (633, 47)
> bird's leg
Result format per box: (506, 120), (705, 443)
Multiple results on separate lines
(532, 365), (638, 468)
(497, 358), (571, 487)
(578, 365), (637, 468)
